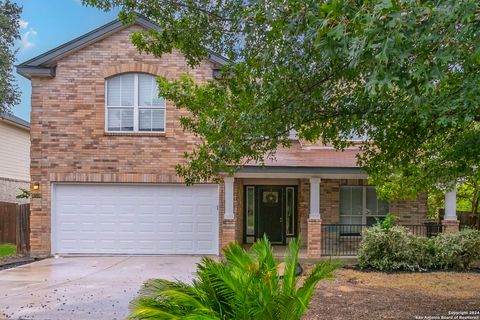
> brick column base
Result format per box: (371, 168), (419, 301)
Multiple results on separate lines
(221, 219), (236, 252)
(442, 220), (460, 233)
(307, 218), (322, 258)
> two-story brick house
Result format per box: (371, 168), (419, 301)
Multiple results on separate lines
(18, 15), (453, 258)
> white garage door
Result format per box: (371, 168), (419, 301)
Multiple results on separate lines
(52, 184), (219, 255)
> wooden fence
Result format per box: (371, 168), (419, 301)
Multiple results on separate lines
(439, 209), (479, 229)
(457, 212), (479, 229)
(0, 202), (30, 254)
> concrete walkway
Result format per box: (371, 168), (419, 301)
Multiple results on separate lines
(0, 256), (201, 320)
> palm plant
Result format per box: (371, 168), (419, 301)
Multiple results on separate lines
(129, 235), (341, 319)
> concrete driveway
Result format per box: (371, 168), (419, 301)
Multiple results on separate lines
(0, 256), (201, 320)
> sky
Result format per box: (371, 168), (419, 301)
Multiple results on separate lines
(12, 0), (120, 122)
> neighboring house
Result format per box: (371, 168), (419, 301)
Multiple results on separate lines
(17, 15), (458, 258)
(0, 113), (30, 204)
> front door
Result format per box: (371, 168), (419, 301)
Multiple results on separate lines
(258, 187), (283, 243)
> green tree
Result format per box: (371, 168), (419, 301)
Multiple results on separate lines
(84, 0), (479, 195)
(129, 236), (340, 319)
(457, 176), (480, 217)
(0, 0), (21, 112)
(427, 190), (444, 220)
(426, 175), (479, 225)
(16, 187), (30, 200)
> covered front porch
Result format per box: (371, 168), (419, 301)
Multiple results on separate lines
(220, 167), (459, 258)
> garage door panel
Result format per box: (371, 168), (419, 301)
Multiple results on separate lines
(60, 240), (77, 250)
(157, 241), (175, 251)
(53, 184), (219, 255)
(157, 223), (174, 232)
(79, 240), (96, 249)
(176, 240), (194, 251)
(197, 240), (214, 250)
(197, 223), (214, 233)
(177, 204), (194, 214)
(177, 223), (194, 233)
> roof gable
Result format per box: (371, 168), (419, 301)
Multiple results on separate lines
(17, 14), (228, 79)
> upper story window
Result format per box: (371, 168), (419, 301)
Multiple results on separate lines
(105, 73), (165, 132)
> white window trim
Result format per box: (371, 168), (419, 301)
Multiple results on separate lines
(104, 73), (166, 133)
(339, 186), (389, 225)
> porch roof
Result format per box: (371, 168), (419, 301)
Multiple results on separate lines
(244, 141), (360, 168)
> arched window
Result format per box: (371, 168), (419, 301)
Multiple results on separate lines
(105, 73), (165, 132)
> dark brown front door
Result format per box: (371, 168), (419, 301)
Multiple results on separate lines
(258, 187), (283, 243)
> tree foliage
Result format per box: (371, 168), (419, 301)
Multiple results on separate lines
(84, 0), (480, 195)
(457, 175), (480, 217)
(129, 236), (341, 319)
(427, 174), (479, 222)
(0, 0), (21, 112)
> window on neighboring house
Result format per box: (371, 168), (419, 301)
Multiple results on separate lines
(106, 73), (165, 132)
(339, 186), (389, 226)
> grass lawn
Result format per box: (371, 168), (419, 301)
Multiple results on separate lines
(304, 268), (480, 320)
(0, 243), (16, 258)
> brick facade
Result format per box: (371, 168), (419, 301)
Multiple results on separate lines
(29, 25), (218, 256)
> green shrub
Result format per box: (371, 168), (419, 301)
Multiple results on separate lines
(433, 229), (480, 270)
(376, 213), (398, 231)
(410, 236), (436, 269)
(129, 236), (342, 319)
(358, 225), (480, 271)
(358, 225), (426, 271)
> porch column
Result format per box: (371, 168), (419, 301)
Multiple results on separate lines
(224, 176), (234, 220)
(443, 186), (460, 232)
(308, 177), (322, 258)
(221, 176), (236, 250)
(309, 177), (321, 219)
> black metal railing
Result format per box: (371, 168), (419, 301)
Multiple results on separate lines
(403, 224), (445, 237)
(321, 224), (366, 256)
(321, 223), (445, 256)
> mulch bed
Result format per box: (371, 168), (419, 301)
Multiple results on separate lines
(303, 268), (480, 320)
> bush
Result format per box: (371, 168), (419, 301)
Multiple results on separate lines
(377, 213), (398, 231)
(411, 236), (436, 270)
(433, 229), (480, 270)
(129, 236), (342, 319)
(358, 224), (480, 271)
(358, 224), (426, 271)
